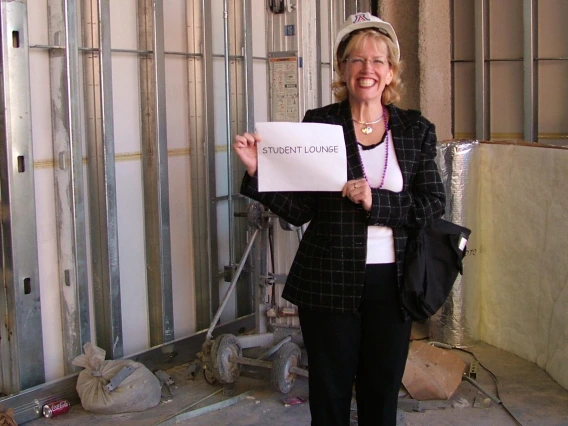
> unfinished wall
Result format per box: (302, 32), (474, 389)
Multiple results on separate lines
(378, 0), (453, 140)
(418, 1), (452, 140)
(378, 0), (420, 112)
(477, 142), (568, 391)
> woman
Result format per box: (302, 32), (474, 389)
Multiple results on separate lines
(234, 12), (445, 426)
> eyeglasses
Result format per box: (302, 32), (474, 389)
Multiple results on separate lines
(345, 56), (389, 69)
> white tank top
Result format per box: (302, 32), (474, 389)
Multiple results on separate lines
(357, 129), (403, 264)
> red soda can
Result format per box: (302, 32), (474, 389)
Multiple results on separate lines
(42, 400), (70, 418)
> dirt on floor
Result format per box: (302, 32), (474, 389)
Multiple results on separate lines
(27, 342), (568, 426)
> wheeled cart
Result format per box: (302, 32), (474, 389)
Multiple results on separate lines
(199, 203), (308, 394)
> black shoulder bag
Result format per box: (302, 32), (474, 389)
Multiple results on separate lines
(402, 218), (471, 322)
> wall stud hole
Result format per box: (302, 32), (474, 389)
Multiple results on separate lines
(12, 31), (20, 48)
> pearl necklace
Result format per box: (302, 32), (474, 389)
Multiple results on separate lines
(357, 107), (389, 189)
(352, 115), (383, 135)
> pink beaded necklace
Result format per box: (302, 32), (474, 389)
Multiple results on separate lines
(356, 107), (389, 189)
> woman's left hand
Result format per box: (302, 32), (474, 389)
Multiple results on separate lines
(342, 179), (372, 212)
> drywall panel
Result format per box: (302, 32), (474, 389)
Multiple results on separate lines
(452, 0), (474, 61)
(163, 0), (186, 52)
(538, 0), (568, 58)
(253, 60), (268, 123)
(453, 62), (475, 137)
(252, 0), (267, 57)
(489, 62), (523, 137)
(109, 0), (137, 50)
(211, 0), (225, 55)
(165, 59), (191, 151)
(489, 0), (522, 59)
(164, 54), (196, 337)
(538, 61), (568, 147)
(168, 156), (195, 337)
(34, 168), (64, 381)
(29, 51), (52, 160)
(110, 50), (149, 356)
(111, 55), (142, 154)
(27, 0), (48, 45)
(115, 161), (149, 355)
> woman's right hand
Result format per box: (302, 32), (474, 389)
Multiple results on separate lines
(234, 132), (262, 176)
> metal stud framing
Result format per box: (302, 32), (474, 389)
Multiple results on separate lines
(48, 0), (91, 374)
(137, 0), (174, 346)
(192, 0), (220, 330)
(454, 0), (561, 143)
(0, 0), (258, 413)
(83, 0), (123, 359)
(0, 0), (45, 393)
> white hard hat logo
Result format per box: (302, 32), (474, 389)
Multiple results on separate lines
(353, 13), (372, 23)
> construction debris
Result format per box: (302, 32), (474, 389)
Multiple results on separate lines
(402, 341), (466, 400)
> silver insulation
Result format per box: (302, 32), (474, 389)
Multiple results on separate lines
(430, 141), (480, 347)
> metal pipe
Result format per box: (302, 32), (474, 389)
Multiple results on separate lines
(316, 0), (322, 107)
(243, 0), (254, 132)
(205, 229), (260, 342)
(229, 355), (273, 369)
(289, 366), (309, 377)
(474, 0), (489, 140)
(462, 375), (502, 405)
(329, 0), (335, 101)
(257, 336), (292, 360)
(223, 0), (235, 269)
(523, 0), (536, 142)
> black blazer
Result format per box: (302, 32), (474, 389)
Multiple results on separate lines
(241, 100), (446, 316)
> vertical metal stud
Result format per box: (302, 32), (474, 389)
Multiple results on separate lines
(0, 0), (45, 392)
(137, 0), (174, 346)
(315, 0), (322, 108)
(191, 0), (220, 330)
(234, 0), (253, 319)
(475, 0), (489, 140)
(83, 0), (123, 359)
(297, 0), (319, 114)
(48, 0), (91, 374)
(523, 0), (537, 142)
(243, 0), (255, 132)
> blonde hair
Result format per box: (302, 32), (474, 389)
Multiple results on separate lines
(331, 30), (403, 105)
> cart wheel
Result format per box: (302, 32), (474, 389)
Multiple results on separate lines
(211, 334), (242, 384)
(203, 367), (217, 385)
(272, 342), (301, 394)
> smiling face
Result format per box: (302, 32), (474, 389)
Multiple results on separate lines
(340, 35), (393, 107)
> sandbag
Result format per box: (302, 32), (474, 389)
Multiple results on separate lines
(72, 342), (161, 414)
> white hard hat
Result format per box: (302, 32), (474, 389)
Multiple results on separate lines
(334, 12), (400, 62)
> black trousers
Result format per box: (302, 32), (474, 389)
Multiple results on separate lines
(298, 263), (412, 426)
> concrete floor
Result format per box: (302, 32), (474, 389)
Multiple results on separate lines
(27, 341), (568, 426)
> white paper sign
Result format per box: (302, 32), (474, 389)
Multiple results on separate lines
(256, 122), (347, 192)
